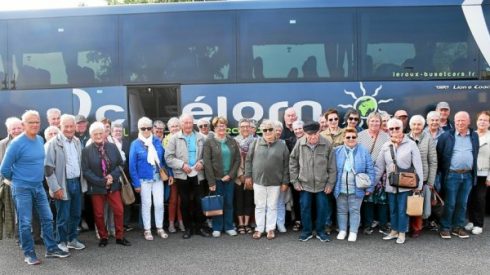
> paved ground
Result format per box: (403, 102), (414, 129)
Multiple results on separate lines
(1, 222), (490, 275)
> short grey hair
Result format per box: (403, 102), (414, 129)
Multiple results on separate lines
(273, 120), (283, 130)
(387, 118), (403, 129)
(409, 115), (425, 126)
(44, 126), (60, 139)
(426, 111), (440, 121)
(292, 120), (304, 130)
(21, 110), (40, 122)
(137, 117), (152, 129)
(89, 121), (105, 135)
(197, 118), (210, 127)
(60, 114), (75, 125)
(46, 108), (61, 117)
(366, 112), (382, 123)
(5, 117), (21, 130)
(259, 119), (275, 130)
(179, 113), (194, 124)
(111, 123), (124, 131)
(153, 120), (165, 129)
(167, 117), (180, 128)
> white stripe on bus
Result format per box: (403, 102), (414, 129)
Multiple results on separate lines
(462, 0), (490, 65)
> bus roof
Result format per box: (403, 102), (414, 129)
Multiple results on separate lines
(0, 0), (487, 20)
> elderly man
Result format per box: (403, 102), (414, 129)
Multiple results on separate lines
(394, 109), (410, 133)
(280, 107), (298, 151)
(45, 114), (86, 252)
(437, 111), (479, 239)
(46, 108), (62, 128)
(436, 101), (454, 132)
(1, 110), (70, 265)
(75, 115), (90, 147)
(165, 114), (210, 239)
(0, 117), (23, 240)
(290, 121), (336, 242)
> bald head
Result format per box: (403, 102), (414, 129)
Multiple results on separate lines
(454, 111), (470, 133)
(284, 107), (298, 129)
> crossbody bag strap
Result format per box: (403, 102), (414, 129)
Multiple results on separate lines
(369, 133), (379, 155)
(389, 144), (400, 194)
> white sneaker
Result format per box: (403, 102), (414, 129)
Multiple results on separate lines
(277, 224), (287, 233)
(226, 230), (238, 236)
(465, 222), (474, 231)
(337, 231), (347, 240)
(67, 239), (86, 250)
(212, 231), (221, 238)
(144, 230), (154, 241)
(58, 242), (69, 252)
(472, 226), (483, 235)
(396, 233), (406, 244)
(348, 232), (357, 242)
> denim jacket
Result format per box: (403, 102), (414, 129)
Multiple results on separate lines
(129, 136), (173, 188)
(334, 144), (376, 199)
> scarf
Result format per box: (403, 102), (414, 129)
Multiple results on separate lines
(343, 145), (355, 173)
(138, 133), (160, 166)
(235, 134), (255, 159)
(95, 142), (111, 177)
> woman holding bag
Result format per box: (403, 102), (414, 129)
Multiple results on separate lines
(129, 117), (173, 241)
(203, 116), (240, 237)
(334, 128), (376, 242)
(375, 118), (423, 244)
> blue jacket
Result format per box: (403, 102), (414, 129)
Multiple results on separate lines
(334, 144), (375, 199)
(436, 128), (479, 185)
(129, 137), (173, 188)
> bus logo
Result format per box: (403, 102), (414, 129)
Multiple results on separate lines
(338, 82), (393, 120)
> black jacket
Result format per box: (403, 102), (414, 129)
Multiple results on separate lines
(82, 142), (123, 194)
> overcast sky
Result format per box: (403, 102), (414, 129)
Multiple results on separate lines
(0, 0), (108, 11)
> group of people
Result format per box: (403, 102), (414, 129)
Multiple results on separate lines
(0, 100), (489, 265)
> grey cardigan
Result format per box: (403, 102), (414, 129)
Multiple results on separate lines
(407, 132), (438, 185)
(165, 131), (205, 181)
(245, 138), (290, 186)
(375, 136), (424, 193)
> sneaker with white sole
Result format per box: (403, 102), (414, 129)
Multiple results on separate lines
(277, 224), (287, 233)
(24, 255), (41, 265)
(57, 242), (69, 252)
(472, 226), (483, 235)
(45, 248), (70, 258)
(464, 222), (474, 231)
(144, 230), (154, 241)
(157, 229), (168, 239)
(226, 230), (238, 236)
(67, 239), (86, 250)
(337, 231), (347, 240)
(348, 232), (357, 242)
(212, 231), (221, 238)
(396, 233), (406, 244)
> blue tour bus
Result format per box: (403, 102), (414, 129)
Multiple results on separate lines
(0, 0), (489, 137)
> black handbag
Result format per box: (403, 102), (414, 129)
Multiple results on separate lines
(388, 145), (418, 189)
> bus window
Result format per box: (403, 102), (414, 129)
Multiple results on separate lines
(478, 5), (490, 79)
(360, 7), (478, 80)
(9, 15), (118, 89)
(121, 11), (235, 84)
(0, 21), (6, 89)
(238, 8), (355, 82)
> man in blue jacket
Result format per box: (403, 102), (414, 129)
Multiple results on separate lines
(436, 111), (479, 239)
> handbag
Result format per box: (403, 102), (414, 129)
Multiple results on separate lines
(430, 188), (445, 219)
(201, 193), (224, 217)
(119, 166), (135, 205)
(406, 192), (424, 216)
(388, 145), (418, 189)
(355, 173), (371, 189)
(156, 162), (169, 182)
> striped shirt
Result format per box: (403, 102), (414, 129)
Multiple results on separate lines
(357, 130), (390, 163)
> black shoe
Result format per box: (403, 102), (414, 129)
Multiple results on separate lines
(197, 228), (211, 237)
(98, 238), (108, 247)
(124, 225), (134, 232)
(183, 229), (192, 239)
(45, 248), (70, 258)
(116, 238), (131, 246)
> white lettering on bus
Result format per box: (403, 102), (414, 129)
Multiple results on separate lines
(72, 88), (125, 125)
(182, 96), (214, 122)
(232, 101), (264, 122)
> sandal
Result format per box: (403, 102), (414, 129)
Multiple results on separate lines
(245, 225), (253, 234)
(237, 225), (246, 235)
(252, 231), (262, 240)
(292, 221), (301, 232)
(266, 230), (275, 240)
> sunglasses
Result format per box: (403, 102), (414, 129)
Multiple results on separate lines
(348, 117), (359, 121)
(198, 124), (209, 129)
(345, 136), (357, 140)
(262, 128), (274, 133)
(388, 127), (401, 131)
(140, 127), (152, 131)
(328, 117), (339, 122)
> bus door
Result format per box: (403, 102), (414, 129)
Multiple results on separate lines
(127, 85), (180, 138)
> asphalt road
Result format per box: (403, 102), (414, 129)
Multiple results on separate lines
(1, 222), (489, 275)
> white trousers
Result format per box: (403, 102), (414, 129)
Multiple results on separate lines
(254, 184), (280, 232)
(141, 180), (164, 230)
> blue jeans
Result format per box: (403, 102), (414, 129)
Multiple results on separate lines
(12, 183), (57, 257)
(212, 180), (234, 231)
(361, 202), (389, 227)
(300, 191), (329, 235)
(54, 178), (82, 243)
(440, 172), (473, 231)
(387, 192), (409, 233)
(336, 194), (363, 233)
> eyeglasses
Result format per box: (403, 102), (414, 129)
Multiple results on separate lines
(198, 124), (209, 129)
(388, 127), (401, 131)
(140, 127), (152, 131)
(328, 118), (339, 122)
(348, 117), (359, 122)
(345, 136), (357, 140)
(262, 128), (274, 133)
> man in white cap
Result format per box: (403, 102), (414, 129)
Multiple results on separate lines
(436, 101), (454, 132)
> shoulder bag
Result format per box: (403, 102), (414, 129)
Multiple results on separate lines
(388, 145), (418, 189)
(119, 166), (135, 205)
(201, 192), (224, 217)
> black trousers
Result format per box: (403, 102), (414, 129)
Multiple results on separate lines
(468, 176), (488, 227)
(234, 183), (254, 217)
(175, 176), (206, 231)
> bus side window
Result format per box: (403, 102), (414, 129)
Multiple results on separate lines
(67, 65), (95, 85)
(363, 55), (373, 77)
(287, 67), (298, 79)
(375, 63), (400, 76)
(253, 57), (264, 80)
(302, 56), (319, 79)
(18, 65), (51, 87)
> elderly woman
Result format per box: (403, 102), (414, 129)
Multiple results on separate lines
(163, 117), (184, 233)
(44, 126), (60, 142)
(334, 128), (375, 242)
(234, 118), (255, 234)
(291, 120), (304, 231)
(424, 111), (445, 143)
(343, 109), (363, 132)
(245, 120), (289, 240)
(152, 120), (166, 141)
(197, 118), (211, 138)
(358, 112), (391, 235)
(380, 112), (391, 133)
(273, 120), (289, 233)
(82, 122), (130, 247)
(321, 108), (345, 147)
(129, 117), (173, 240)
(375, 118), (423, 244)
(407, 115), (437, 238)
(203, 117), (240, 237)
(466, 111), (490, 235)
